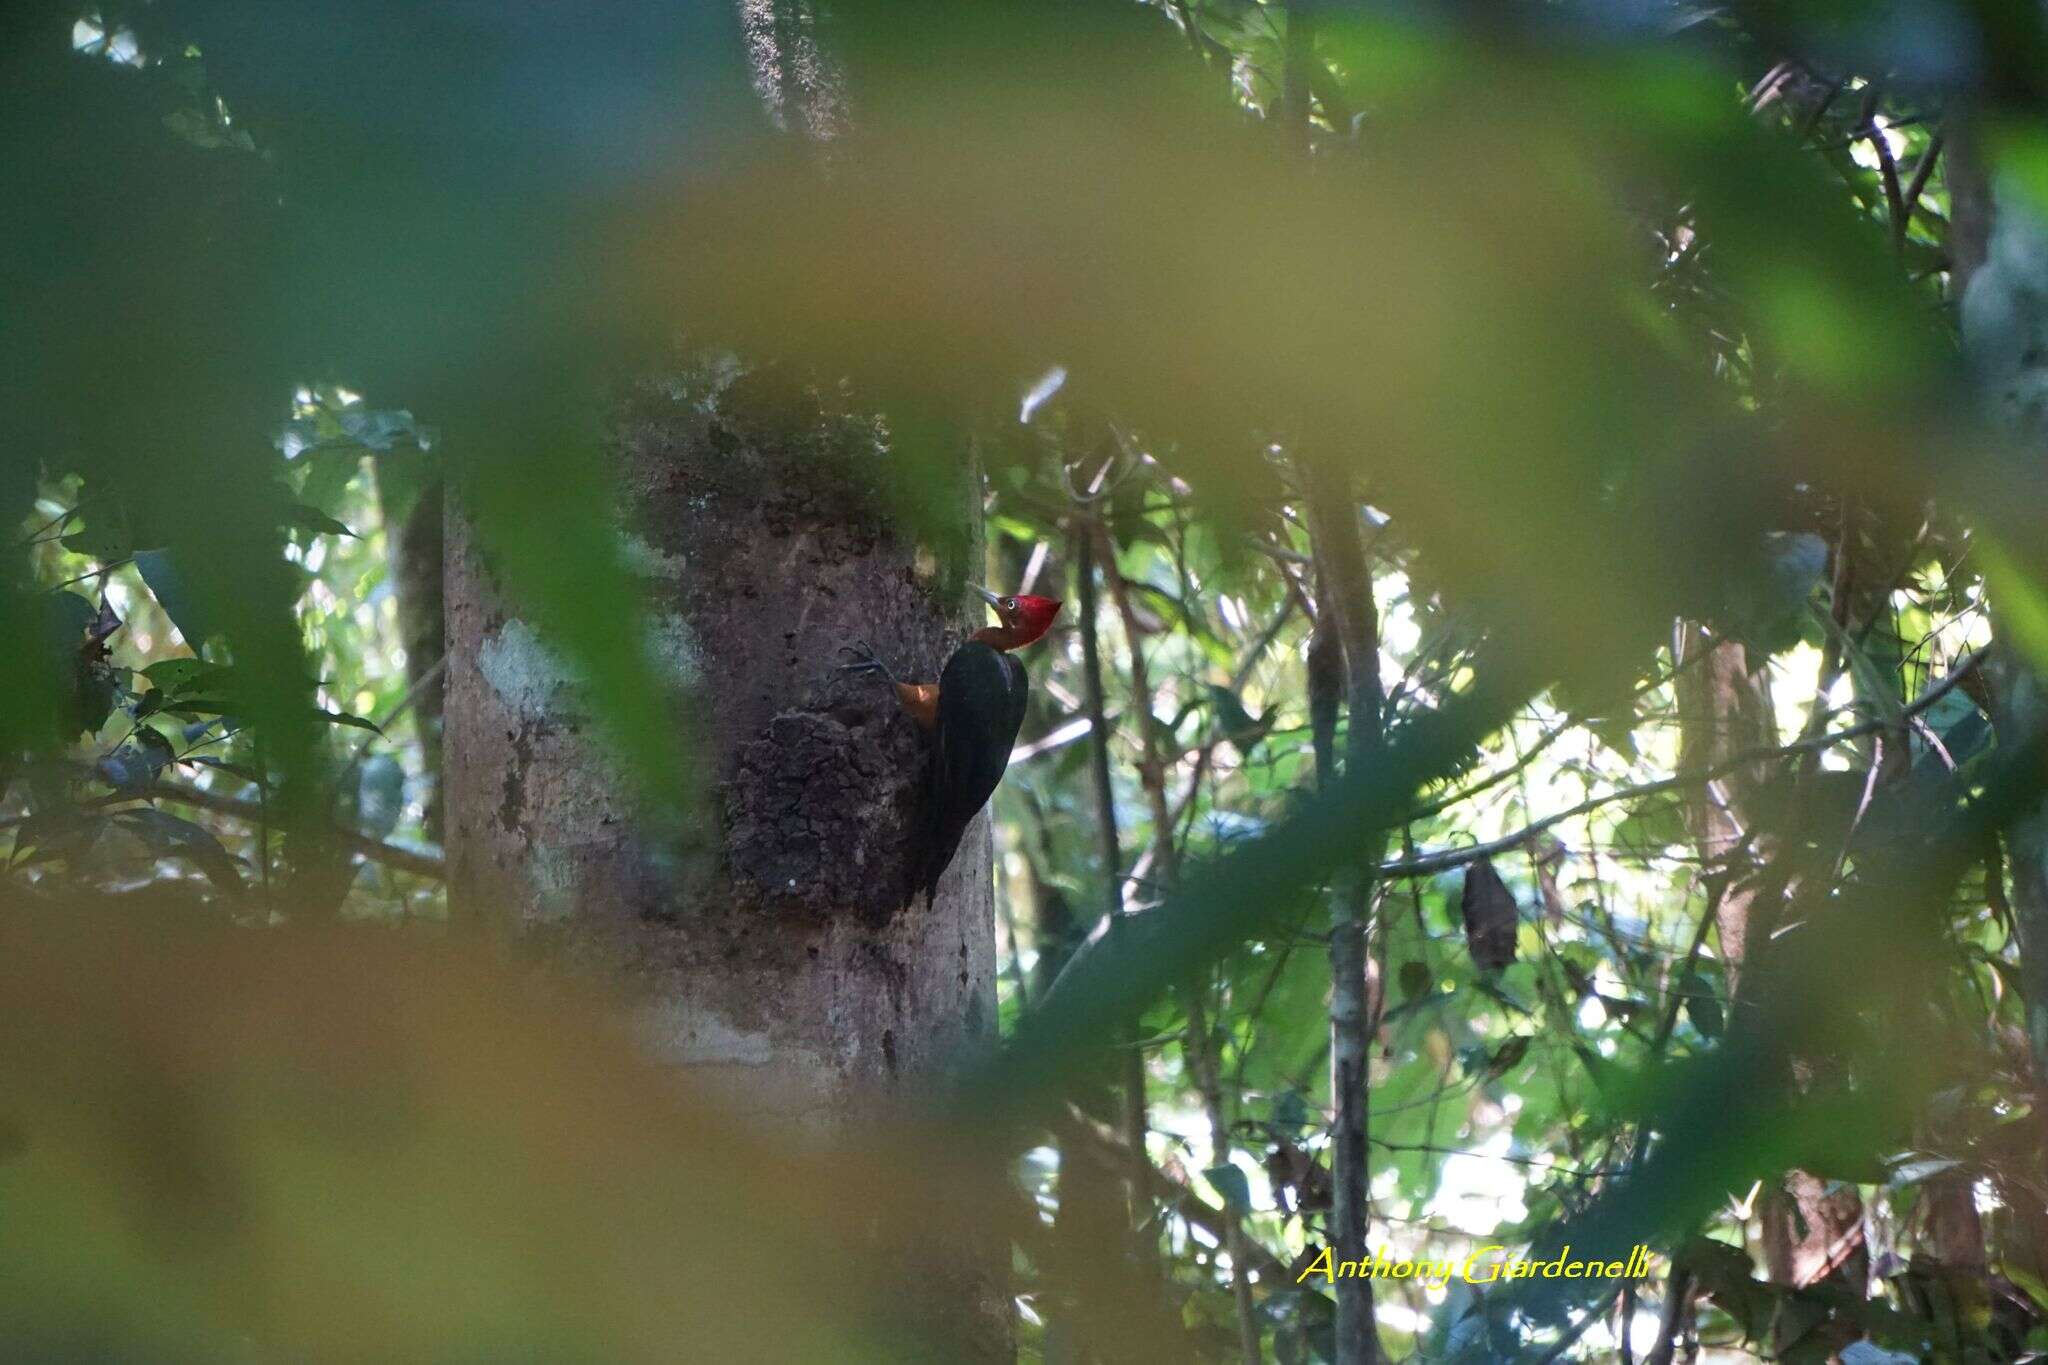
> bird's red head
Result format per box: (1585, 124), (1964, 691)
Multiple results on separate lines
(974, 586), (1063, 650)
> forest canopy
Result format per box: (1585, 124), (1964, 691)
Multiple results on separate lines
(5, 0), (2048, 1361)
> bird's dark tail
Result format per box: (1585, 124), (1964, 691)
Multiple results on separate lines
(916, 818), (969, 909)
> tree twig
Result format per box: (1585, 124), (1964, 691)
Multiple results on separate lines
(1377, 646), (1987, 880)
(150, 780), (444, 879)
(1071, 514), (1157, 1278)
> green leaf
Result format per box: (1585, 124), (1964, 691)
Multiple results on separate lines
(162, 698), (236, 717)
(1203, 1163), (1251, 1212)
(190, 756), (266, 787)
(1885, 1155), (1961, 1187)
(1679, 968), (1723, 1040)
(1911, 686), (1991, 775)
(1609, 798), (1688, 855)
(10, 808), (106, 869)
(143, 659), (233, 696)
(1815, 607), (1905, 726)
(1989, 120), (2048, 223)
(114, 808), (243, 894)
(1978, 534), (2048, 674)
(297, 449), (365, 512)
(1483, 1034), (1531, 1078)
(281, 505), (358, 539)
(338, 406), (433, 452)
(355, 754), (406, 839)
(278, 407), (433, 459)
(96, 748), (158, 793)
(1722, 532), (1827, 654)
(59, 509), (134, 562)
(1205, 683), (1267, 749)
(43, 592), (100, 649)
(135, 725), (177, 769)
(134, 549), (219, 654)
(316, 709), (382, 734)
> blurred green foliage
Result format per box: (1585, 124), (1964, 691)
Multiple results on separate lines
(6, 0), (2048, 1360)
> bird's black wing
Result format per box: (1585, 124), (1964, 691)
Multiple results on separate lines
(919, 642), (1029, 904)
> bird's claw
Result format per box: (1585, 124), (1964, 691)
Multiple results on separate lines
(834, 640), (894, 684)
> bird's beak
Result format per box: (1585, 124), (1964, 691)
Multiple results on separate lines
(971, 584), (1003, 609)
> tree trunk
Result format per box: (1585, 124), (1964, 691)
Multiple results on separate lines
(1673, 625), (1868, 1315)
(1672, 625), (1775, 999)
(443, 378), (1009, 1359)
(390, 476), (446, 840)
(1954, 127), (2048, 1097)
(1303, 460), (1385, 1365)
(1048, 519), (1186, 1363)
(1948, 116), (2046, 1296)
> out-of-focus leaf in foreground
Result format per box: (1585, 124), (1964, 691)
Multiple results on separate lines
(0, 897), (1014, 1361)
(626, 0), (2019, 1132)
(956, 652), (1538, 1124)
(640, 1), (1970, 689)
(1, 0), (767, 816)
(1501, 727), (2048, 1327)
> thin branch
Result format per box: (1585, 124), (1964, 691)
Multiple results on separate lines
(1403, 653), (1700, 823)
(1064, 1103), (1291, 1283)
(1899, 130), (1946, 247)
(1377, 647), (1988, 880)
(1795, 76), (1845, 145)
(1857, 88), (1909, 249)
(372, 653), (447, 735)
(1300, 446), (1385, 1365)
(150, 780), (444, 879)
(1071, 514), (1157, 1278)
(1643, 1266), (1697, 1365)
(1536, 1286), (1623, 1365)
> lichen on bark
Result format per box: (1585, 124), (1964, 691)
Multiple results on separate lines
(607, 358), (969, 921)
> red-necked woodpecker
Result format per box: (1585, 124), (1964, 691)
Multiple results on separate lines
(841, 585), (1062, 905)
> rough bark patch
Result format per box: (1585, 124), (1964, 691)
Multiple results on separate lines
(724, 706), (924, 923)
(610, 364), (956, 926)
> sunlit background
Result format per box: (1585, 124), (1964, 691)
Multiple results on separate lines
(7, 1), (2048, 1361)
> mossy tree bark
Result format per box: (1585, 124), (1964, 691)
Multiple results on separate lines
(443, 373), (1009, 1359)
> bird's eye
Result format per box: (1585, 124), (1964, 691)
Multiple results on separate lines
(1002, 597), (1017, 611)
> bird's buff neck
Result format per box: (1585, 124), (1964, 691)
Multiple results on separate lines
(970, 625), (1034, 651)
